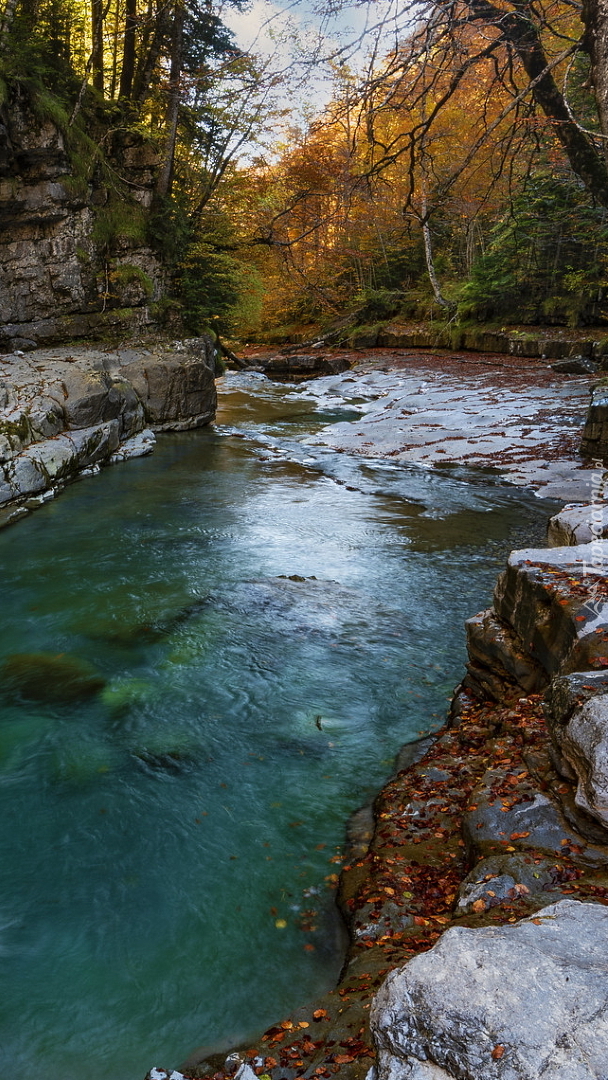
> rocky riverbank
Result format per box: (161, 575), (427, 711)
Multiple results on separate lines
(147, 533), (607, 1080)
(0, 338), (217, 528)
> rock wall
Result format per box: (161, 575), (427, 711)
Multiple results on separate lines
(367, 539), (608, 1080)
(0, 339), (217, 527)
(581, 382), (608, 465)
(0, 90), (167, 351)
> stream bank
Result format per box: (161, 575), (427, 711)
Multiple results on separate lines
(166, 534), (608, 1080)
(150, 353), (608, 1080)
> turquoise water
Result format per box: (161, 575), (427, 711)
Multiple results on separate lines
(0, 371), (558, 1079)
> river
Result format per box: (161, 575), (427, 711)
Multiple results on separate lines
(0, 365), (562, 1079)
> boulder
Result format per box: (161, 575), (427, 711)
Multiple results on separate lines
(371, 899), (608, 1080)
(255, 353), (352, 379)
(465, 543), (608, 700)
(549, 692), (608, 830)
(550, 356), (598, 375)
(547, 503), (608, 546)
(493, 544), (608, 678)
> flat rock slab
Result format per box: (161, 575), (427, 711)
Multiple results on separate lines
(371, 899), (608, 1080)
(289, 350), (599, 500)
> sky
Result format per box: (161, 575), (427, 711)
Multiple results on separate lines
(221, 0), (403, 124)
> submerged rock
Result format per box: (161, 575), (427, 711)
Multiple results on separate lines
(371, 899), (608, 1080)
(0, 651), (105, 703)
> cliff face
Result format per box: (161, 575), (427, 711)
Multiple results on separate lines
(0, 90), (167, 351)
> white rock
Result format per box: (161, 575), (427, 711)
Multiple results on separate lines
(371, 900), (608, 1080)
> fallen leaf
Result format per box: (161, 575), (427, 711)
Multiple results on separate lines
(492, 1045), (505, 1060)
(509, 831), (530, 840)
(275, 919), (287, 929)
(472, 899), (486, 913)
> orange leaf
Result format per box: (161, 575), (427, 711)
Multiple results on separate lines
(492, 1045), (505, 1060)
(472, 899), (486, 913)
(509, 831), (530, 840)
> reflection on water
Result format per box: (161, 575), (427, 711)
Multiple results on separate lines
(0, 371), (559, 1079)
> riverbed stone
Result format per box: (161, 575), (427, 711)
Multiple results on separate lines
(0, 651), (106, 702)
(371, 899), (608, 1080)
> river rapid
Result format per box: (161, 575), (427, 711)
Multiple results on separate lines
(0, 363), (564, 1079)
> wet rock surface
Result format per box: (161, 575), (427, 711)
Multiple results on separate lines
(253, 354), (353, 379)
(0, 338), (216, 524)
(371, 899), (608, 1080)
(255, 347), (599, 501)
(581, 381), (608, 465)
(464, 542), (608, 700)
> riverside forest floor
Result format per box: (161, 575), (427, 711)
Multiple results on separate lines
(151, 344), (607, 1080)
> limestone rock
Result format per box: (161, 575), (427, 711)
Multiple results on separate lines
(255, 353), (352, 379)
(581, 382), (608, 465)
(371, 899), (608, 1080)
(547, 502), (608, 546)
(493, 543), (608, 677)
(463, 609), (546, 700)
(455, 853), (558, 913)
(0, 341), (216, 521)
(553, 693), (608, 830)
(544, 670), (608, 781)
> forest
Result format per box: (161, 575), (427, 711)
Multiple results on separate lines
(2, 0), (608, 341)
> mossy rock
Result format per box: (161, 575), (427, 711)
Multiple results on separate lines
(100, 677), (153, 716)
(128, 726), (200, 771)
(0, 652), (106, 703)
(49, 741), (115, 786)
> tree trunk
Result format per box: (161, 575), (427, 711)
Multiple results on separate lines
(0, 0), (17, 49)
(584, 0), (608, 152)
(119, 0), (137, 99)
(92, 0), (104, 94)
(133, 0), (167, 105)
(154, 0), (184, 200)
(469, 0), (608, 207)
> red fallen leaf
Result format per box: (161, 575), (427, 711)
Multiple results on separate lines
(492, 1045), (505, 1060)
(575, 616), (586, 621)
(264, 1058), (278, 1068)
(333, 1055), (356, 1064)
(313, 1009), (328, 1020)
(413, 916), (428, 926)
(510, 831), (530, 840)
(304, 944), (316, 952)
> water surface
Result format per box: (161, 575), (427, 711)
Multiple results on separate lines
(0, 370), (558, 1078)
